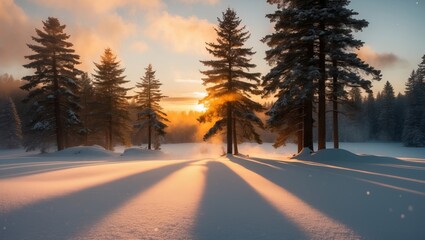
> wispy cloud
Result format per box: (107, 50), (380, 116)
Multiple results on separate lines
(0, 0), (32, 67)
(357, 46), (407, 69)
(145, 11), (216, 55)
(175, 0), (220, 4)
(130, 41), (149, 53)
(175, 79), (203, 83)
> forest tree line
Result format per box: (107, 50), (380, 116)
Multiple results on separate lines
(1, 1), (425, 153)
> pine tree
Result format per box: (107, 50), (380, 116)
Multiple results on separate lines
(403, 56), (425, 146)
(92, 48), (132, 150)
(21, 17), (81, 151)
(0, 98), (23, 149)
(199, 8), (263, 155)
(134, 64), (169, 150)
(263, 0), (319, 151)
(378, 81), (396, 141)
(365, 92), (378, 140)
(325, 0), (381, 148)
(79, 73), (95, 145)
(263, 0), (380, 151)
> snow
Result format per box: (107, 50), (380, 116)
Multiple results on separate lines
(1, 143), (424, 239)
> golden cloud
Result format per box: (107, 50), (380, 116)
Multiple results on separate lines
(33, 0), (162, 14)
(0, 0), (32, 67)
(357, 46), (406, 69)
(145, 11), (216, 55)
(131, 41), (149, 53)
(176, 0), (220, 4)
(70, 14), (136, 72)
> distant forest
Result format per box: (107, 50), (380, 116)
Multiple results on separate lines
(1, 2), (425, 153)
(1, 70), (424, 150)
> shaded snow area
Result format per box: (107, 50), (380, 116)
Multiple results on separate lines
(0, 143), (424, 240)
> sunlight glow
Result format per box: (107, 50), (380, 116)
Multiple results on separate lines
(0, 161), (174, 213)
(194, 103), (207, 112)
(224, 158), (360, 240)
(78, 160), (207, 239)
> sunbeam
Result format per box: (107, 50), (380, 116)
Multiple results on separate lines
(76, 160), (207, 239)
(224, 158), (360, 240)
(0, 160), (179, 213)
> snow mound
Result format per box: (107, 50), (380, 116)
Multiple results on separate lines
(121, 148), (165, 159)
(311, 149), (361, 161)
(46, 146), (115, 158)
(293, 148), (400, 163)
(291, 147), (314, 160)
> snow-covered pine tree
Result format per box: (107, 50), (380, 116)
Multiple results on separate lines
(21, 17), (81, 151)
(324, 0), (381, 148)
(365, 92), (378, 140)
(0, 97), (23, 149)
(199, 8), (263, 155)
(263, 0), (319, 151)
(92, 48), (132, 150)
(378, 81), (397, 141)
(403, 56), (425, 146)
(78, 72), (95, 145)
(134, 64), (169, 150)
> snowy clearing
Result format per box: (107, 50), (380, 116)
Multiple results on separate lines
(0, 143), (424, 240)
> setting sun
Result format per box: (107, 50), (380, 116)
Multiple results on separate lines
(194, 103), (207, 112)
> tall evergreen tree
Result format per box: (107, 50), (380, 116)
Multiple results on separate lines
(263, 0), (379, 151)
(324, 0), (381, 148)
(0, 98), (23, 149)
(378, 81), (396, 141)
(134, 64), (169, 150)
(92, 48), (132, 150)
(199, 8), (263, 155)
(365, 92), (378, 140)
(403, 56), (425, 146)
(79, 72), (95, 145)
(263, 0), (319, 151)
(21, 17), (81, 151)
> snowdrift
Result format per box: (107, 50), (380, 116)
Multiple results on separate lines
(45, 146), (116, 159)
(120, 147), (166, 160)
(293, 148), (402, 163)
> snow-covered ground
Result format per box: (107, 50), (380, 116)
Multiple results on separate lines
(0, 143), (424, 240)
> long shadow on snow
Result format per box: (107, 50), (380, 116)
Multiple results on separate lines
(192, 160), (307, 240)
(0, 161), (112, 179)
(229, 156), (425, 240)
(0, 160), (194, 240)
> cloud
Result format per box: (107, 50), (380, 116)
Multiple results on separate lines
(33, 0), (162, 14)
(69, 14), (136, 72)
(163, 97), (200, 103)
(175, 79), (203, 84)
(145, 11), (216, 54)
(0, 0), (32, 68)
(175, 0), (220, 4)
(356, 46), (406, 69)
(131, 41), (149, 53)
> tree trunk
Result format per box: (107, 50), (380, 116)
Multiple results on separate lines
(148, 121), (152, 150)
(332, 59), (339, 149)
(53, 57), (64, 151)
(297, 108), (303, 153)
(227, 103), (233, 154)
(233, 117), (238, 155)
(303, 99), (314, 151)
(318, 0), (327, 150)
(108, 116), (113, 151)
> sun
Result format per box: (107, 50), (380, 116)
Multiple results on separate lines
(194, 103), (207, 112)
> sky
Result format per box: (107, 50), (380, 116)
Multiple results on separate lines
(1, 0), (424, 111)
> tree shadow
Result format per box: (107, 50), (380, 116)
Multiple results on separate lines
(0, 160), (112, 179)
(192, 160), (307, 240)
(229, 155), (425, 239)
(0, 160), (194, 240)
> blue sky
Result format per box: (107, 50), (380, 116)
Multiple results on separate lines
(1, 0), (424, 111)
